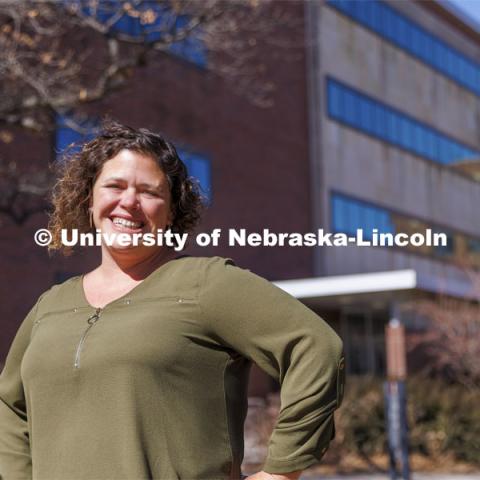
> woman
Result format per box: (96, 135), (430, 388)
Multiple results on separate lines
(0, 121), (344, 480)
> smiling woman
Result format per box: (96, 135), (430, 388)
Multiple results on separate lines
(0, 121), (345, 480)
(48, 120), (203, 258)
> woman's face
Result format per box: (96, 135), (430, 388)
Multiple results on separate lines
(90, 149), (173, 254)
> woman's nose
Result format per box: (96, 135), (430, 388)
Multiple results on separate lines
(119, 188), (140, 209)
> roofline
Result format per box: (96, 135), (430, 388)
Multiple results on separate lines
(274, 269), (417, 299)
(274, 268), (478, 302)
(416, 0), (480, 44)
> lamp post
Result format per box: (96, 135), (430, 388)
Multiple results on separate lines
(384, 313), (410, 480)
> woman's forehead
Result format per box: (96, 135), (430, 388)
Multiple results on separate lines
(98, 149), (166, 181)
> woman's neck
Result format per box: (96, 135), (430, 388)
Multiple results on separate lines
(97, 247), (179, 282)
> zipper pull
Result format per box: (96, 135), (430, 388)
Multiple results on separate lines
(87, 307), (102, 325)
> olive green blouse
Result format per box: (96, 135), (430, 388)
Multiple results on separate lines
(0, 256), (344, 480)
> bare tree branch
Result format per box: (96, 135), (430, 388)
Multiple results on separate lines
(405, 266), (480, 391)
(0, 0), (302, 223)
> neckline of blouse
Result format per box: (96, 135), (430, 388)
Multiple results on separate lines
(75, 254), (190, 310)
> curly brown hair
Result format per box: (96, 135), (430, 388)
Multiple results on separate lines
(48, 120), (205, 255)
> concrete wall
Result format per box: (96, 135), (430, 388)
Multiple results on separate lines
(307, 0), (480, 277)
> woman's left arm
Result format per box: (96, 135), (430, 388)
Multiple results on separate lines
(199, 258), (345, 475)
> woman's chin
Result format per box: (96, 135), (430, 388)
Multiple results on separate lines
(102, 239), (142, 252)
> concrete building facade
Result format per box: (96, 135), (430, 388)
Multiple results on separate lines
(288, 0), (480, 376)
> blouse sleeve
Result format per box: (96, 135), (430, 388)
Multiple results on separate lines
(198, 257), (345, 474)
(0, 292), (47, 480)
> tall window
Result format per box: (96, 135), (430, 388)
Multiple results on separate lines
(178, 148), (212, 203)
(327, 77), (478, 165)
(328, 0), (480, 97)
(55, 113), (97, 159)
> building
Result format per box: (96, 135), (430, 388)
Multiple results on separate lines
(279, 0), (480, 377)
(0, 1), (311, 398)
(1, 0), (479, 391)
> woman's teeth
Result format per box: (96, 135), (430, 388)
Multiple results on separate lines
(112, 217), (143, 229)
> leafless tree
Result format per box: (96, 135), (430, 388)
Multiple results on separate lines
(405, 267), (480, 391)
(0, 0), (301, 223)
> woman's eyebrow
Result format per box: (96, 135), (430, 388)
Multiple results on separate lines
(137, 182), (164, 191)
(102, 176), (126, 183)
(101, 178), (162, 190)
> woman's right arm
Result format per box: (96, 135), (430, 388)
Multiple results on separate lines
(0, 294), (46, 480)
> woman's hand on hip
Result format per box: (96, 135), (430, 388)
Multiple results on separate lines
(245, 469), (302, 480)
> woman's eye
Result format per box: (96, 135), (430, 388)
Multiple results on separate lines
(143, 191), (159, 197)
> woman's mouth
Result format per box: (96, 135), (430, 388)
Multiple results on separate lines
(110, 217), (145, 232)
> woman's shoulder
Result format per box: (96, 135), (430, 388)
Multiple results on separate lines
(166, 255), (250, 292)
(168, 255), (236, 274)
(32, 275), (82, 315)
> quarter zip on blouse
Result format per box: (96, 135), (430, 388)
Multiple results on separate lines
(74, 307), (102, 369)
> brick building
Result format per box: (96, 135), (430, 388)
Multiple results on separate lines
(0, 1), (310, 396)
(2, 0), (480, 392)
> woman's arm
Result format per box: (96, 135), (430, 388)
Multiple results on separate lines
(0, 295), (46, 479)
(199, 258), (345, 475)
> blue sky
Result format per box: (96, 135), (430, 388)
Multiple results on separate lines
(448, 0), (480, 24)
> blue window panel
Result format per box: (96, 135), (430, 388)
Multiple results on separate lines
(332, 195), (349, 233)
(348, 200), (362, 233)
(395, 16), (409, 49)
(398, 117), (411, 150)
(352, 0), (365, 25)
(446, 141), (458, 165)
(328, 0), (480, 98)
(344, 90), (357, 125)
(458, 57), (468, 87)
(328, 81), (342, 118)
(381, 211), (395, 234)
(55, 114), (96, 159)
(325, 77), (479, 166)
(178, 150), (212, 202)
(371, 103), (383, 138)
(75, 1), (206, 67)
(363, 1), (376, 30)
(363, 208), (378, 238)
(382, 5), (395, 42)
(412, 123), (423, 157)
(444, 139), (456, 165)
(450, 144), (461, 164)
(409, 26), (420, 57)
(446, 48), (457, 79)
(385, 110), (397, 144)
(465, 146), (476, 160)
(422, 129), (433, 160)
(436, 137), (447, 165)
(475, 67), (480, 90)
(417, 30), (430, 63)
(168, 15), (207, 68)
(331, 193), (395, 239)
(370, 1), (381, 30)
(359, 98), (372, 132)
(465, 61), (476, 89)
